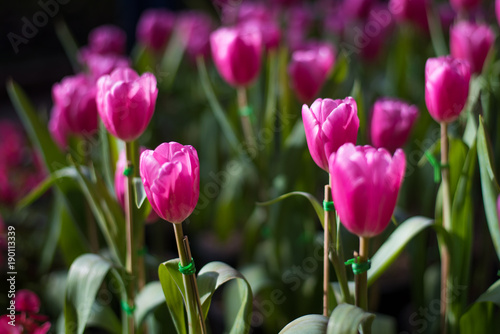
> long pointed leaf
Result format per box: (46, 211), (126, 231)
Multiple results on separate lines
(135, 281), (168, 327)
(327, 304), (375, 334)
(279, 314), (328, 333)
(158, 259), (187, 334)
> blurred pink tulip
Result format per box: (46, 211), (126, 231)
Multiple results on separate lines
(210, 25), (262, 87)
(87, 25), (126, 55)
(139, 142), (199, 224)
(288, 41), (335, 102)
(137, 9), (176, 52)
(236, 3), (281, 51)
(81, 53), (131, 81)
(96, 68), (158, 142)
(178, 11), (214, 60)
(285, 5), (314, 50)
(370, 98), (419, 152)
(497, 0), (500, 26)
(425, 56), (470, 123)
(450, 21), (494, 74)
(302, 97), (359, 171)
(390, 0), (429, 31)
(329, 143), (406, 237)
(0, 316), (21, 334)
(52, 73), (98, 136)
(15, 289), (40, 313)
(438, 3), (456, 31)
(49, 106), (69, 149)
(450, 0), (481, 12)
(0, 121), (25, 167)
(344, 0), (375, 19)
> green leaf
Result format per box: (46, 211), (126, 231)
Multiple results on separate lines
(133, 177), (147, 209)
(135, 281), (168, 328)
(54, 19), (80, 73)
(6, 80), (67, 173)
(197, 261), (253, 334)
(368, 216), (445, 286)
(86, 304), (122, 334)
(327, 304), (375, 334)
(131, 45), (156, 75)
(158, 259), (187, 334)
(160, 28), (185, 89)
(460, 280), (500, 334)
(279, 314), (328, 333)
(477, 117), (500, 261)
(64, 254), (123, 334)
(257, 191), (325, 228)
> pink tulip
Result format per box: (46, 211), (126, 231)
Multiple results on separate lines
(0, 316), (21, 334)
(139, 142), (199, 224)
(289, 42), (336, 102)
(52, 74), (98, 136)
(210, 25), (262, 87)
(81, 53), (131, 81)
(178, 11), (214, 60)
(329, 143), (406, 237)
(87, 25), (126, 55)
(450, 21), (494, 74)
(425, 56), (470, 123)
(96, 68), (158, 142)
(390, 0), (429, 31)
(370, 98), (419, 152)
(450, 0), (481, 12)
(285, 5), (314, 51)
(0, 121), (25, 167)
(236, 3), (281, 51)
(344, 0), (375, 19)
(15, 289), (40, 313)
(49, 106), (69, 149)
(438, 4), (456, 31)
(496, 0), (500, 26)
(115, 148), (158, 223)
(302, 97), (359, 171)
(137, 9), (176, 52)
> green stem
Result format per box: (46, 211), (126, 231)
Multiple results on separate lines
(173, 224), (206, 334)
(323, 185), (331, 316)
(237, 86), (257, 153)
(355, 236), (369, 311)
(440, 122), (451, 334)
(124, 141), (136, 334)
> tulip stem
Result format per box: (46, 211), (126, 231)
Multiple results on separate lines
(173, 223), (206, 334)
(355, 236), (369, 311)
(323, 185), (331, 316)
(237, 87), (257, 153)
(440, 122), (451, 334)
(124, 141), (136, 334)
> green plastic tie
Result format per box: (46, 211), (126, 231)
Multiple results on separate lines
(323, 201), (335, 212)
(121, 300), (136, 316)
(123, 165), (134, 177)
(178, 258), (196, 275)
(345, 257), (371, 275)
(424, 150), (449, 183)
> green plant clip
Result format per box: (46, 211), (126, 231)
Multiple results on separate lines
(178, 258), (196, 275)
(424, 150), (449, 183)
(323, 201), (335, 212)
(123, 165), (134, 177)
(345, 257), (371, 275)
(121, 300), (136, 316)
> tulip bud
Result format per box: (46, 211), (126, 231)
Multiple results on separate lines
(289, 42), (336, 103)
(137, 9), (176, 52)
(236, 3), (281, 51)
(329, 144), (406, 237)
(88, 25), (126, 55)
(52, 74), (98, 136)
(210, 25), (263, 87)
(370, 98), (419, 152)
(450, 21), (494, 74)
(81, 53), (131, 82)
(390, 0), (429, 32)
(302, 97), (359, 171)
(178, 11), (214, 60)
(15, 289), (40, 313)
(450, 0), (480, 12)
(139, 142), (200, 224)
(96, 68), (158, 142)
(425, 56), (470, 123)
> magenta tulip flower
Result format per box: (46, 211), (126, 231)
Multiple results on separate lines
(344, 0), (374, 19)
(425, 56), (470, 123)
(289, 42), (335, 102)
(49, 106), (69, 149)
(450, 21), (494, 74)
(139, 142), (200, 224)
(236, 3), (281, 50)
(87, 25), (126, 55)
(137, 9), (176, 52)
(390, 0), (429, 31)
(450, 0), (480, 12)
(96, 68), (158, 142)
(329, 143), (406, 237)
(0, 121), (25, 167)
(178, 11), (214, 60)
(302, 97), (359, 171)
(52, 74), (98, 136)
(210, 25), (263, 87)
(370, 98), (419, 152)
(15, 290), (40, 313)
(497, 0), (500, 26)
(82, 53), (131, 81)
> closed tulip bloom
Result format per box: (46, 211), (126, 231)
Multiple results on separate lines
(210, 25), (263, 87)
(49, 106), (69, 149)
(450, 0), (480, 12)
(450, 22), (494, 74)
(302, 97), (359, 171)
(15, 289), (40, 313)
(178, 11), (214, 60)
(96, 68), (158, 142)
(52, 74), (98, 135)
(289, 42), (335, 102)
(139, 142), (199, 224)
(137, 9), (176, 52)
(329, 143), (406, 237)
(425, 56), (470, 123)
(88, 25), (126, 55)
(370, 98), (419, 152)
(390, 0), (429, 31)
(82, 53), (131, 81)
